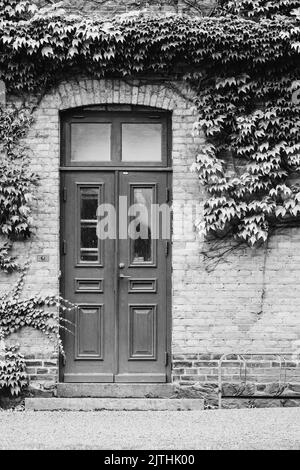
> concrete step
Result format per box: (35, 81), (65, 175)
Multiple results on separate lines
(57, 383), (176, 398)
(25, 398), (204, 412)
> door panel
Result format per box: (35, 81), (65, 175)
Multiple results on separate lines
(75, 305), (103, 360)
(129, 305), (157, 359)
(116, 172), (169, 383)
(62, 172), (115, 382)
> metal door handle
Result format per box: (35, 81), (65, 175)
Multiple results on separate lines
(119, 274), (131, 279)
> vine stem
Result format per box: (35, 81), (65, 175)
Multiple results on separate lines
(257, 234), (270, 318)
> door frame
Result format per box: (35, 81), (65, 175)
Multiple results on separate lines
(59, 105), (173, 383)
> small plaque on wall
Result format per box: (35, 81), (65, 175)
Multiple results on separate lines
(37, 255), (50, 263)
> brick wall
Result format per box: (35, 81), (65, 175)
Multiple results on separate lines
(3, 78), (201, 394)
(5, 328), (58, 394)
(171, 224), (300, 388)
(34, 0), (217, 16)
(3, 77), (300, 400)
(1, 0), (300, 402)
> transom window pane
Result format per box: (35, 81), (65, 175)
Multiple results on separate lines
(71, 123), (111, 162)
(122, 123), (162, 162)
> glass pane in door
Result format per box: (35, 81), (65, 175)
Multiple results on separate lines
(129, 186), (154, 264)
(79, 187), (100, 263)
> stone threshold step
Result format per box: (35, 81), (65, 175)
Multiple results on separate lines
(25, 398), (204, 412)
(57, 383), (176, 398)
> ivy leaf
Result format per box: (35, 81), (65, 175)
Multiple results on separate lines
(41, 46), (54, 57)
(291, 42), (300, 52)
(275, 206), (287, 217)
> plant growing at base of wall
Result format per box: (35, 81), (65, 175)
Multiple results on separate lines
(0, 266), (75, 351)
(0, 0), (299, 247)
(0, 267), (75, 396)
(0, 341), (28, 397)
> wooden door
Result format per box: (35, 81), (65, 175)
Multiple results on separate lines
(60, 106), (171, 383)
(116, 172), (170, 383)
(61, 172), (115, 382)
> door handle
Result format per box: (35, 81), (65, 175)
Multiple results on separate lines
(119, 274), (132, 280)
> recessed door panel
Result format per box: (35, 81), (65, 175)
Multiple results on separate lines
(75, 305), (103, 360)
(129, 305), (157, 360)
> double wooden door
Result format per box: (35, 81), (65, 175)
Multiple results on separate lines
(61, 171), (171, 383)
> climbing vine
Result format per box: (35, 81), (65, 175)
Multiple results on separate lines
(0, 243), (19, 274)
(0, 22), (73, 394)
(220, 0), (300, 18)
(0, 0), (299, 246)
(0, 339), (28, 397)
(193, 4), (300, 245)
(0, 266), (73, 350)
(0, 264), (74, 396)
(0, 105), (37, 236)
(0, 265), (74, 397)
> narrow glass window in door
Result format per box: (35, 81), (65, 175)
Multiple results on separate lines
(130, 186), (154, 264)
(122, 123), (162, 162)
(80, 187), (100, 263)
(71, 123), (111, 162)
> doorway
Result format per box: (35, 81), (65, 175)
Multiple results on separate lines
(60, 106), (172, 383)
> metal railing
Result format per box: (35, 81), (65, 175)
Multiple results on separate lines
(217, 353), (293, 409)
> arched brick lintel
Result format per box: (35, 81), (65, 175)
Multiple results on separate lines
(44, 78), (196, 115)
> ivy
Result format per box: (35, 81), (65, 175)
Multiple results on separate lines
(0, 0), (299, 246)
(0, 104), (38, 277)
(0, 160), (38, 239)
(0, 105), (34, 155)
(193, 72), (300, 245)
(0, 243), (19, 273)
(0, 342), (28, 397)
(0, 267), (74, 363)
(221, 0), (300, 18)
(0, 264), (75, 397)
(0, 262), (74, 397)
(0, 2), (298, 92)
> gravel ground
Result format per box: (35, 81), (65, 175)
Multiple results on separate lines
(0, 408), (300, 450)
